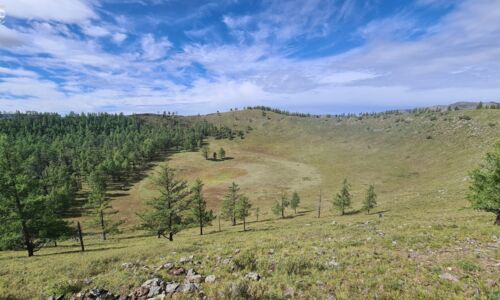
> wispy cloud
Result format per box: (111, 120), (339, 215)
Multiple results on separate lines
(0, 0), (499, 114)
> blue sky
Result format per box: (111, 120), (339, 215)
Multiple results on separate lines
(0, 0), (499, 115)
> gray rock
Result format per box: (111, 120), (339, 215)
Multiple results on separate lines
(179, 255), (194, 263)
(177, 283), (199, 293)
(142, 278), (162, 287)
(245, 272), (261, 281)
(440, 272), (459, 282)
(186, 269), (197, 276)
(165, 283), (179, 294)
(325, 259), (339, 268)
(170, 267), (185, 276)
(147, 285), (162, 298)
(155, 262), (174, 272)
(205, 275), (217, 283)
(185, 274), (203, 284)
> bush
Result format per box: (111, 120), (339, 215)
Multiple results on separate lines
(281, 257), (314, 275)
(234, 251), (257, 271)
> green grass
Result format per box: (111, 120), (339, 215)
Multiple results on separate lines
(1, 108), (499, 299)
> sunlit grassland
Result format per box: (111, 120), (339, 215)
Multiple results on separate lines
(0, 108), (499, 299)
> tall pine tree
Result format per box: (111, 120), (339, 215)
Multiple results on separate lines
(221, 182), (240, 225)
(332, 179), (352, 215)
(190, 179), (214, 235)
(139, 165), (192, 240)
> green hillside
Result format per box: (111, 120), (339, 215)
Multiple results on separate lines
(1, 108), (499, 299)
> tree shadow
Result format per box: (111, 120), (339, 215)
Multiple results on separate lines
(36, 245), (127, 257)
(343, 209), (362, 216)
(367, 209), (391, 216)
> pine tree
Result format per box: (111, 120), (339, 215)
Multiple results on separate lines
(85, 170), (121, 240)
(221, 182), (240, 225)
(190, 179), (214, 235)
(201, 146), (210, 160)
(332, 179), (352, 215)
(219, 147), (226, 160)
(363, 184), (377, 214)
(468, 141), (500, 225)
(272, 192), (290, 218)
(235, 195), (252, 231)
(290, 192), (300, 214)
(0, 135), (72, 256)
(139, 165), (192, 240)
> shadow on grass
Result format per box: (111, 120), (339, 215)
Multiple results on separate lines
(36, 245), (127, 257)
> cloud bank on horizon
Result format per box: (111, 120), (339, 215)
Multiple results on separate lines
(0, 0), (499, 114)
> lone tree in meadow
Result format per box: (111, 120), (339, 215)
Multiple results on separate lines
(221, 182), (240, 226)
(235, 195), (252, 231)
(201, 146), (210, 160)
(85, 170), (122, 240)
(190, 179), (214, 235)
(332, 178), (352, 215)
(363, 184), (377, 214)
(0, 135), (72, 257)
(219, 147), (226, 160)
(468, 141), (500, 225)
(290, 192), (300, 214)
(139, 165), (192, 240)
(273, 192), (290, 218)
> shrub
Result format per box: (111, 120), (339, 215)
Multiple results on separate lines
(234, 251), (257, 271)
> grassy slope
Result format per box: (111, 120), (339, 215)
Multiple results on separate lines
(1, 109), (499, 299)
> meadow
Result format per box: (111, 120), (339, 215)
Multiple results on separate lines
(1, 108), (499, 299)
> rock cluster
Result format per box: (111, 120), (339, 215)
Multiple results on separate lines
(68, 259), (219, 300)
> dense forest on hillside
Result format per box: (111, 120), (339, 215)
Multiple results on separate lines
(0, 112), (236, 256)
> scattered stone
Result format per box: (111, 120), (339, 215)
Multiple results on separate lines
(179, 255), (194, 263)
(268, 249), (275, 255)
(170, 267), (185, 276)
(245, 272), (261, 281)
(142, 278), (162, 288)
(234, 249), (240, 254)
(392, 240), (397, 246)
(121, 262), (134, 269)
(331, 220), (336, 225)
(185, 275), (203, 284)
(73, 288), (118, 300)
(325, 259), (339, 268)
(205, 275), (217, 283)
(440, 272), (459, 282)
(47, 296), (64, 300)
(155, 262), (174, 272)
(177, 283), (199, 293)
(165, 283), (179, 294)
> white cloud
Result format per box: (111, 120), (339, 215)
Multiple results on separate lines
(112, 32), (127, 43)
(140, 34), (172, 60)
(2, 0), (96, 23)
(0, 24), (24, 47)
